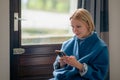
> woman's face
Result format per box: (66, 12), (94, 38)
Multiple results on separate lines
(71, 19), (90, 38)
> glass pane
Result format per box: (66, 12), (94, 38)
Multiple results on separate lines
(21, 0), (77, 45)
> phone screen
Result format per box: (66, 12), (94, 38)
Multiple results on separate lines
(55, 50), (66, 57)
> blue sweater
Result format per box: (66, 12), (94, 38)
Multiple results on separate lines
(53, 32), (109, 80)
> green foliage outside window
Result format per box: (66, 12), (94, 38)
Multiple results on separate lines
(24, 0), (70, 13)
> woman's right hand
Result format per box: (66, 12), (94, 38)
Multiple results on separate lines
(59, 57), (66, 68)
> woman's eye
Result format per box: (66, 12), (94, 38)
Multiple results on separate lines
(77, 26), (81, 28)
(71, 25), (81, 28)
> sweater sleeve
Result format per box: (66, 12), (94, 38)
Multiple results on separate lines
(79, 63), (88, 76)
(82, 47), (109, 80)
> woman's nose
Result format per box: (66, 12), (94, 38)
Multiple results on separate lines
(73, 28), (78, 33)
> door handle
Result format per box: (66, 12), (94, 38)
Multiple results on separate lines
(14, 12), (19, 31)
(13, 48), (25, 55)
(14, 12), (26, 31)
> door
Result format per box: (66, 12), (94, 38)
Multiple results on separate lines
(10, 0), (78, 80)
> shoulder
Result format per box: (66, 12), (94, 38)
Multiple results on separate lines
(62, 36), (75, 46)
(97, 37), (108, 48)
(61, 36), (76, 51)
(93, 32), (108, 47)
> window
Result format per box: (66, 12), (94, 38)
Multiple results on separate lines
(21, 0), (78, 45)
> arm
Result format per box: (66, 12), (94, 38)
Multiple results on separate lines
(62, 47), (109, 80)
(81, 47), (109, 80)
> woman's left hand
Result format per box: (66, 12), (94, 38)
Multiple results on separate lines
(62, 56), (80, 67)
(61, 56), (84, 72)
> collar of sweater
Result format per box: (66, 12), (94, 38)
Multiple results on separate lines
(74, 31), (99, 46)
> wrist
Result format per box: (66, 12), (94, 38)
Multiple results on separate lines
(79, 63), (88, 76)
(75, 61), (84, 72)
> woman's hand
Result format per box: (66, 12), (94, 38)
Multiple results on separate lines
(59, 57), (67, 67)
(62, 56), (78, 67)
(61, 56), (83, 71)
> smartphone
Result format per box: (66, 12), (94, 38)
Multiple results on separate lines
(55, 50), (66, 57)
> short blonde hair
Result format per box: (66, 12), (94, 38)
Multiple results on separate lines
(70, 8), (95, 33)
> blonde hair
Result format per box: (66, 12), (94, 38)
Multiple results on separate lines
(70, 8), (95, 33)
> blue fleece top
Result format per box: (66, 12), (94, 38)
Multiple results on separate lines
(53, 32), (109, 80)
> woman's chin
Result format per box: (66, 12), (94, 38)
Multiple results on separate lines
(76, 35), (83, 38)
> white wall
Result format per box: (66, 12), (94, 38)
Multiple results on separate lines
(109, 0), (120, 80)
(0, 0), (9, 80)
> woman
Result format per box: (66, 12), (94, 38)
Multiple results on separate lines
(52, 8), (109, 80)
